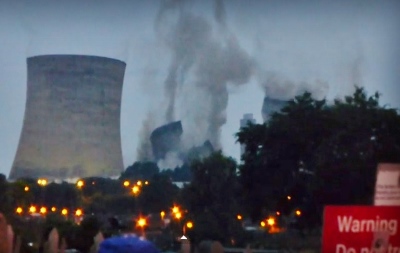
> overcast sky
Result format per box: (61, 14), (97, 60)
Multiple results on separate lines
(1, 0), (399, 176)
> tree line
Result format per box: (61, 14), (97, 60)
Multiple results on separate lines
(0, 87), (399, 251)
(237, 87), (400, 226)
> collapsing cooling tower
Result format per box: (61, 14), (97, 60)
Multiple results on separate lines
(261, 97), (286, 122)
(9, 55), (126, 180)
(185, 140), (214, 162)
(150, 121), (183, 161)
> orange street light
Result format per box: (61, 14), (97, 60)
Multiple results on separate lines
(186, 221), (193, 229)
(295, 209), (301, 216)
(160, 211), (166, 219)
(287, 195), (291, 200)
(123, 180), (130, 187)
(24, 186), (29, 192)
(144, 181), (149, 185)
(267, 217), (275, 226)
(276, 211), (281, 216)
(183, 221), (193, 235)
(40, 207), (47, 214)
(260, 221), (266, 227)
(172, 205), (180, 214)
(76, 180), (84, 189)
(16, 207), (23, 214)
(174, 212), (182, 220)
(137, 181), (142, 186)
(61, 208), (68, 216)
(51, 207), (57, 212)
(29, 206), (37, 213)
(132, 185), (140, 195)
(136, 216), (147, 237)
(236, 214), (242, 220)
(137, 217), (147, 228)
(37, 178), (48, 186)
(75, 209), (83, 217)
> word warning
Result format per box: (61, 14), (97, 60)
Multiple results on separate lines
(322, 206), (400, 253)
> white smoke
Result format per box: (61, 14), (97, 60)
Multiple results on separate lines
(157, 151), (183, 171)
(257, 70), (330, 100)
(136, 0), (367, 164)
(156, 0), (253, 149)
(137, 0), (254, 162)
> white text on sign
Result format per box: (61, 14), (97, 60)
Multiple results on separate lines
(337, 216), (398, 235)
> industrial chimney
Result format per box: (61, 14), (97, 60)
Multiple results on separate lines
(9, 55), (126, 180)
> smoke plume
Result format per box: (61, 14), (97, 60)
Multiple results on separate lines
(155, 0), (253, 150)
(136, 0), (337, 163)
(136, 112), (157, 161)
(214, 0), (226, 27)
(348, 53), (363, 92)
(257, 70), (329, 100)
(158, 151), (183, 171)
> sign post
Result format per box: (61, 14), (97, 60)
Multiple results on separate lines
(374, 163), (400, 206)
(321, 206), (400, 253)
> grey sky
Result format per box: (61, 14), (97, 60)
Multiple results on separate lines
(1, 0), (399, 176)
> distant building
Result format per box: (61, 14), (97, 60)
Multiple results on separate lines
(240, 113), (256, 156)
(261, 97), (286, 122)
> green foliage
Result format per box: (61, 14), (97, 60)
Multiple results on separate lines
(181, 152), (245, 246)
(314, 88), (400, 206)
(10, 180), (34, 206)
(237, 91), (330, 220)
(84, 193), (136, 215)
(137, 174), (179, 214)
(159, 164), (192, 181)
(236, 87), (400, 226)
(81, 177), (124, 197)
(0, 174), (10, 213)
(121, 161), (159, 180)
(44, 182), (79, 208)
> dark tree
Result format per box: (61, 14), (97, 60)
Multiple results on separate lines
(121, 162), (159, 180)
(137, 174), (180, 214)
(0, 174), (10, 213)
(181, 152), (245, 246)
(159, 163), (192, 181)
(236, 87), (400, 228)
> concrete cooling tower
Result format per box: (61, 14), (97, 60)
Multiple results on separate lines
(9, 55), (126, 180)
(261, 97), (286, 122)
(150, 121), (183, 161)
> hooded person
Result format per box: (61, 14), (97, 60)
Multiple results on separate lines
(98, 234), (160, 253)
